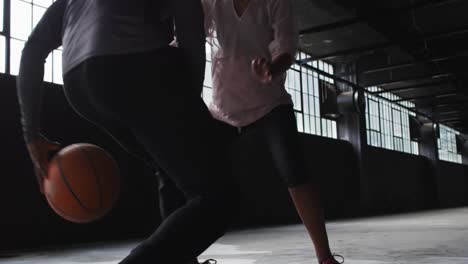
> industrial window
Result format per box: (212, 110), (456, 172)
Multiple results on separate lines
(365, 86), (419, 155)
(7, 0), (63, 84)
(0, 35), (5, 73)
(0, 0), (4, 32)
(438, 125), (462, 164)
(286, 52), (337, 138)
(202, 43), (213, 106)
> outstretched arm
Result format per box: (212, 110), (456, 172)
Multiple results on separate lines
(17, 0), (66, 142)
(17, 0), (65, 193)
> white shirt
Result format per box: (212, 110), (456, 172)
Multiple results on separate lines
(203, 0), (298, 127)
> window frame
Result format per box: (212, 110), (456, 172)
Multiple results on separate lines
(365, 86), (419, 155)
(2, 0), (62, 84)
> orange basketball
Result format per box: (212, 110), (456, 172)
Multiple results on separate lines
(44, 143), (121, 223)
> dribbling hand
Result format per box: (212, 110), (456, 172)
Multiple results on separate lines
(26, 134), (61, 194)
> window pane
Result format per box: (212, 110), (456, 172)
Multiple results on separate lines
(304, 114), (310, 134)
(33, 0), (53, 8)
(11, 0), (32, 41)
(311, 115), (316, 134)
(0, 36), (5, 73)
(202, 87), (213, 106)
(32, 5), (46, 29)
(438, 125), (462, 164)
(332, 122), (337, 139)
(53, 49), (63, 84)
(303, 94), (309, 114)
(0, 0), (4, 32)
(295, 90), (301, 111)
(296, 113), (304, 133)
(44, 53), (52, 82)
(10, 38), (25, 75)
(204, 62), (212, 87)
(322, 119), (327, 136)
(316, 118), (321, 135)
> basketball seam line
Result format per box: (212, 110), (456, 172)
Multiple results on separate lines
(57, 154), (101, 213)
(80, 148), (104, 210)
(46, 194), (82, 222)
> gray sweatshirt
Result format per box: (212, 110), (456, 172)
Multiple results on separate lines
(17, 0), (206, 142)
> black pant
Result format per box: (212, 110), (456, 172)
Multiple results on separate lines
(63, 47), (238, 264)
(158, 104), (309, 220)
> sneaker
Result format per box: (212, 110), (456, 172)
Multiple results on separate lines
(320, 254), (344, 264)
(186, 259), (217, 264)
(200, 259), (217, 264)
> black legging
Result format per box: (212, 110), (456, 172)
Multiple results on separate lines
(63, 46), (239, 264)
(158, 104), (309, 220)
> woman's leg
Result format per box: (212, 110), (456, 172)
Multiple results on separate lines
(242, 105), (336, 263)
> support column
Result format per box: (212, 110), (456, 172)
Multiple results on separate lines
(335, 61), (370, 213)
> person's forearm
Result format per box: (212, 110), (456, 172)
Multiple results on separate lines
(17, 0), (65, 142)
(17, 44), (46, 143)
(269, 53), (294, 78)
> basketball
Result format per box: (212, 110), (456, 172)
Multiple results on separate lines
(44, 143), (121, 223)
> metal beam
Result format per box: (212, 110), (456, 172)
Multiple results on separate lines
(363, 73), (453, 87)
(360, 53), (468, 74)
(434, 101), (468, 108)
(299, 18), (361, 35)
(304, 42), (392, 62)
(434, 110), (468, 117)
(384, 0), (465, 11)
(392, 92), (457, 103)
(437, 117), (468, 122)
(371, 80), (453, 95)
(301, 18), (468, 62)
(425, 25), (468, 41)
(298, 0), (463, 36)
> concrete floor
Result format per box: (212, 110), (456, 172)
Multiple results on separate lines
(2, 208), (468, 264)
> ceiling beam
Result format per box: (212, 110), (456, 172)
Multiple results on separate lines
(433, 100), (468, 108)
(299, 0), (464, 36)
(359, 53), (468, 74)
(302, 25), (468, 62)
(392, 92), (457, 103)
(371, 80), (453, 94)
(362, 73), (453, 87)
(299, 18), (360, 35)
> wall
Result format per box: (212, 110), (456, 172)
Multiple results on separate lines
(363, 146), (468, 214)
(364, 146), (437, 214)
(436, 161), (468, 207)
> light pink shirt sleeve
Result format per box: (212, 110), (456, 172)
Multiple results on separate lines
(268, 0), (299, 60)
